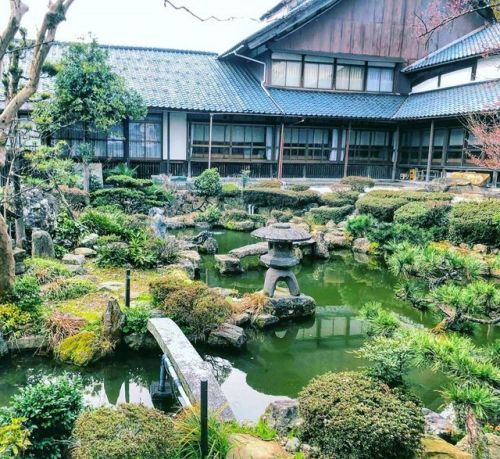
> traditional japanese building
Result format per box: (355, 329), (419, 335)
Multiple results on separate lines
(31, 0), (500, 183)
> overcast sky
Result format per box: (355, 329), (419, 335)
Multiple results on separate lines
(16, 0), (278, 53)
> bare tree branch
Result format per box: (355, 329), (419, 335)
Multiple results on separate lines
(163, 0), (259, 22)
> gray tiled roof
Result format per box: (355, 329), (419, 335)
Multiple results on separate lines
(40, 44), (282, 116)
(268, 88), (405, 119)
(404, 23), (500, 72)
(394, 80), (500, 119)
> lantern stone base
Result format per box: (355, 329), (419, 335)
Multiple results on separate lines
(264, 293), (316, 321)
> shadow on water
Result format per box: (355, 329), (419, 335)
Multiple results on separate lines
(0, 230), (497, 422)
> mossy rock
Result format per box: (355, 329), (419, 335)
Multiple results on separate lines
(422, 436), (472, 458)
(55, 331), (100, 366)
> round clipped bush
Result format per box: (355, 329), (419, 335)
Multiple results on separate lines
(194, 168), (222, 197)
(221, 182), (241, 197)
(449, 200), (500, 247)
(321, 190), (360, 207)
(341, 176), (375, 192)
(55, 331), (100, 366)
(298, 372), (424, 459)
(394, 201), (450, 229)
(149, 268), (193, 307)
(356, 195), (408, 222)
(307, 205), (354, 225)
(72, 404), (175, 459)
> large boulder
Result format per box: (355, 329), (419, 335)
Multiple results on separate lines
(227, 434), (291, 459)
(265, 295), (316, 320)
(352, 237), (371, 254)
(261, 399), (300, 436)
(254, 314), (279, 329)
(178, 250), (201, 271)
(62, 253), (85, 266)
(101, 297), (125, 344)
(423, 406), (456, 438)
(31, 230), (55, 259)
(22, 187), (59, 231)
(450, 172), (490, 187)
(207, 323), (247, 350)
(422, 436), (472, 458)
(215, 254), (242, 274)
(0, 333), (8, 358)
(13, 248), (26, 275)
(124, 332), (158, 351)
(229, 242), (268, 259)
(456, 433), (499, 459)
(79, 233), (99, 248)
(311, 230), (330, 259)
(200, 237), (219, 255)
(74, 247), (97, 257)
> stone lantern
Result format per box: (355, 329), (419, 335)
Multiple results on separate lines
(251, 223), (311, 298)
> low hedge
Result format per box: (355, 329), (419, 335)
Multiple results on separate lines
(341, 176), (375, 192)
(321, 190), (360, 207)
(356, 190), (453, 222)
(449, 200), (500, 247)
(72, 404), (175, 459)
(307, 205), (354, 225)
(91, 186), (173, 213)
(243, 188), (320, 208)
(105, 175), (153, 189)
(221, 183), (241, 197)
(298, 372), (424, 459)
(394, 201), (451, 229)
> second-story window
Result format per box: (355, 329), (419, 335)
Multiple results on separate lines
(271, 53), (302, 87)
(303, 56), (334, 89)
(367, 63), (394, 92)
(336, 60), (365, 91)
(129, 114), (162, 159)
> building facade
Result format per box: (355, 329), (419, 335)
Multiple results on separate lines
(45, 0), (500, 183)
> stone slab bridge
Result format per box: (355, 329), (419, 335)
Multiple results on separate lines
(147, 318), (235, 421)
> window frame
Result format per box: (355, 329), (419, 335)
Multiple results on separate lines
(128, 114), (163, 160)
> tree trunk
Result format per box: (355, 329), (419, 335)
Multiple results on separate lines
(0, 213), (15, 298)
(83, 162), (90, 193)
(13, 160), (25, 249)
(465, 407), (488, 459)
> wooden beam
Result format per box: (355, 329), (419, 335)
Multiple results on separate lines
(208, 113), (214, 170)
(392, 125), (400, 181)
(426, 120), (435, 182)
(278, 122), (285, 181)
(343, 121), (352, 178)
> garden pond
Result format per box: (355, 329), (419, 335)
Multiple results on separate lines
(0, 230), (497, 421)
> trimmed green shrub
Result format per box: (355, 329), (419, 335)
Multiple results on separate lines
(59, 185), (90, 209)
(341, 176), (375, 192)
(162, 283), (231, 340)
(9, 376), (83, 459)
(221, 183), (241, 197)
(25, 258), (73, 284)
(10, 276), (42, 313)
(394, 201), (451, 229)
(356, 195), (408, 222)
(270, 209), (294, 222)
(72, 404), (175, 459)
(307, 205), (354, 225)
(105, 162), (137, 178)
(321, 190), (359, 207)
(298, 372), (424, 459)
(96, 241), (129, 268)
(243, 188), (319, 209)
(105, 174), (153, 188)
(449, 200), (500, 247)
(79, 208), (127, 238)
(363, 190), (453, 202)
(288, 184), (310, 192)
(194, 168), (222, 197)
(44, 278), (96, 302)
(149, 269), (193, 307)
(251, 179), (281, 188)
(0, 304), (31, 338)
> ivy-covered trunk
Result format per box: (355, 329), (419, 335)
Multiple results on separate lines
(465, 407), (488, 459)
(0, 213), (15, 297)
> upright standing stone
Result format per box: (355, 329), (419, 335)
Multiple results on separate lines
(31, 230), (55, 258)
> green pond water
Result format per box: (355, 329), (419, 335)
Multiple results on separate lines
(0, 230), (497, 422)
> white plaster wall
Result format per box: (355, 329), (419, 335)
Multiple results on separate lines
(476, 55), (500, 82)
(168, 112), (188, 161)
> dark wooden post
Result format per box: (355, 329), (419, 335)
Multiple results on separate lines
(200, 380), (208, 458)
(392, 126), (400, 181)
(208, 114), (214, 170)
(343, 122), (352, 178)
(278, 123), (285, 181)
(125, 269), (131, 308)
(426, 120), (435, 182)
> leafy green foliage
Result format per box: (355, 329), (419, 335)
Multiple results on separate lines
(149, 269), (193, 307)
(105, 174), (153, 188)
(72, 404), (175, 459)
(43, 278), (96, 302)
(345, 214), (377, 239)
(194, 168), (222, 197)
(95, 241), (129, 268)
(10, 276), (42, 313)
(105, 163), (137, 178)
(33, 39), (146, 140)
(0, 417), (31, 458)
(306, 205), (354, 225)
(0, 304), (31, 338)
(123, 305), (152, 335)
(55, 331), (101, 366)
(9, 376), (83, 459)
(270, 209), (294, 223)
(358, 302), (401, 337)
(53, 212), (88, 257)
(195, 204), (221, 224)
(449, 200), (500, 247)
(25, 258), (73, 284)
(298, 372), (424, 459)
(340, 176), (375, 192)
(91, 187), (173, 214)
(394, 201), (451, 230)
